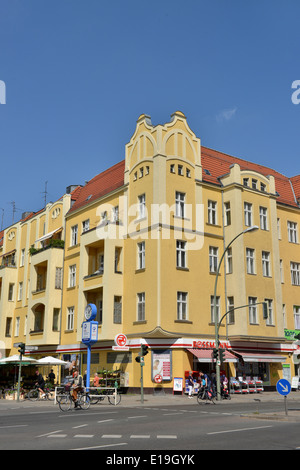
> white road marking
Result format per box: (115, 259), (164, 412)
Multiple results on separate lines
(207, 425), (273, 435)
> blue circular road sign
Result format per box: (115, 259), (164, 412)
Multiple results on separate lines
(276, 379), (291, 396)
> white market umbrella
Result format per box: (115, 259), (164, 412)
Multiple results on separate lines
(37, 356), (68, 365)
(0, 355), (38, 365)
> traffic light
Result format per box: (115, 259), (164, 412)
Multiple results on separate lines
(219, 348), (225, 363)
(141, 344), (149, 356)
(294, 332), (300, 341)
(135, 355), (141, 363)
(262, 302), (268, 320)
(213, 348), (219, 360)
(18, 343), (25, 355)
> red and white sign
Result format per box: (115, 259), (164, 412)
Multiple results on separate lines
(154, 374), (162, 383)
(112, 334), (129, 351)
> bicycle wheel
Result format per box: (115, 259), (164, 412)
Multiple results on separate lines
(28, 389), (39, 401)
(55, 390), (66, 403)
(78, 393), (90, 410)
(58, 395), (73, 412)
(108, 393), (121, 405)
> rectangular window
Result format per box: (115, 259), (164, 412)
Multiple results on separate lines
(244, 202), (252, 227)
(246, 248), (255, 274)
(175, 191), (185, 218)
(259, 207), (268, 230)
(264, 299), (274, 326)
(112, 206), (119, 222)
(176, 240), (187, 268)
(53, 308), (60, 332)
(262, 251), (271, 277)
(210, 295), (220, 324)
(249, 297), (258, 324)
(71, 225), (78, 246)
(113, 296), (122, 324)
(67, 307), (74, 331)
(226, 247), (233, 274)
(209, 246), (219, 273)
(5, 318), (12, 337)
(227, 296), (235, 324)
(8, 283), (14, 301)
(224, 202), (231, 226)
(18, 282), (23, 301)
(177, 292), (188, 320)
(291, 262), (300, 286)
(82, 219), (90, 233)
(138, 194), (146, 219)
(137, 292), (145, 321)
(69, 264), (76, 288)
(55, 267), (63, 289)
(280, 259), (284, 283)
(20, 248), (25, 267)
(288, 221), (298, 243)
(137, 242), (145, 270)
(14, 317), (20, 337)
(294, 306), (300, 330)
(208, 200), (217, 225)
(97, 299), (103, 324)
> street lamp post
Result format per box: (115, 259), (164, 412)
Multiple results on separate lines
(214, 225), (259, 401)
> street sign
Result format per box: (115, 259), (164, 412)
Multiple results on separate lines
(276, 378), (291, 396)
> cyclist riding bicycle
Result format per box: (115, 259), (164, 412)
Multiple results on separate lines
(71, 370), (84, 409)
(35, 370), (45, 398)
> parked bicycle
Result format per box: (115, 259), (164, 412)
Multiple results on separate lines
(197, 386), (216, 405)
(27, 385), (55, 401)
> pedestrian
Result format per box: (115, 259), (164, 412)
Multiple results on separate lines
(187, 372), (194, 398)
(93, 373), (100, 387)
(48, 369), (55, 384)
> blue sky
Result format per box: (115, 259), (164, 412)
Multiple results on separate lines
(0, 0), (299, 230)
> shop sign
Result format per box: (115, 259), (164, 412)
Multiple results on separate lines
(152, 349), (172, 382)
(112, 333), (129, 351)
(154, 374), (163, 383)
(284, 329), (300, 341)
(192, 339), (230, 349)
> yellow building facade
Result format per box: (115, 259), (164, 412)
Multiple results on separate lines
(1, 111), (300, 392)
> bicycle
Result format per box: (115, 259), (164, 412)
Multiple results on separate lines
(27, 385), (55, 401)
(197, 386), (216, 405)
(58, 390), (91, 412)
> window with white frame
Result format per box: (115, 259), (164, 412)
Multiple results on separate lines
(227, 296), (235, 324)
(259, 207), (268, 230)
(112, 206), (119, 222)
(277, 218), (281, 239)
(291, 262), (300, 286)
(244, 202), (253, 227)
(288, 221), (298, 243)
(138, 194), (146, 219)
(71, 225), (78, 246)
(209, 246), (219, 273)
(248, 297), (258, 324)
(262, 251), (271, 277)
(97, 299), (103, 324)
(69, 264), (76, 288)
(208, 200), (217, 225)
(280, 259), (284, 283)
(14, 317), (20, 337)
(282, 304), (287, 329)
(82, 219), (90, 233)
(177, 292), (188, 320)
(246, 248), (255, 274)
(18, 282), (23, 301)
(8, 283), (14, 301)
(226, 247), (233, 274)
(176, 240), (187, 268)
(137, 292), (145, 321)
(67, 307), (74, 331)
(264, 299), (274, 325)
(137, 241), (145, 270)
(113, 296), (122, 324)
(294, 306), (300, 330)
(210, 295), (220, 324)
(224, 202), (231, 226)
(175, 191), (185, 218)
(20, 248), (25, 267)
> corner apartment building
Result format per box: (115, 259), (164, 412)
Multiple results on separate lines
(1, 111), (300, 391)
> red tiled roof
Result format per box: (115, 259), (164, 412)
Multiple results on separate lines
(68, 160), (125, 214)
(201, 146), (299, 208)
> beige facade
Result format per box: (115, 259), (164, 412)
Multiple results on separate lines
(1, 111), (300, 392)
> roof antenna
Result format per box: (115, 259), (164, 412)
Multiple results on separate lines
(42, 181), (48, 206)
